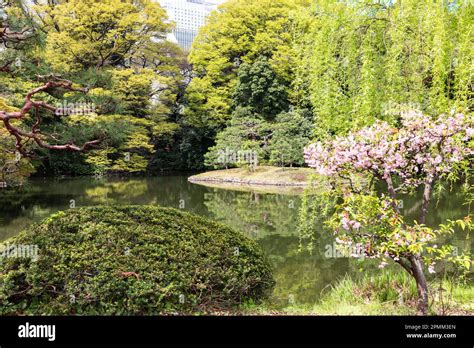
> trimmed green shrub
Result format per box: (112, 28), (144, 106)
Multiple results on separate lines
(0, 206), (274, 315)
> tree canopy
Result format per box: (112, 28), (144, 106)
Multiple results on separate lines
(0, 0), (472, 177)
(294, 0), (473, 137)
(185, 0), (311, 129)
(0, 0), (185, 181)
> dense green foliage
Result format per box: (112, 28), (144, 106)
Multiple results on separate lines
(184, 0), (473, 169)
(202, 54), (312, 169)
(0, 0), (472, 318)
(0, 0), (187, 181)
(186, 0), (310, 128)
(294, 0), (473, 138)
(0, 206), (274, 315)
(186, 0), (312, 168)
(2, 0), (471, 177)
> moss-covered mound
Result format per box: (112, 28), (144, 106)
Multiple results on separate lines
(0, 206), (274, 315)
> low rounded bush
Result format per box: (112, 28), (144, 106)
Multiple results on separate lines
(0, 206), (274, 315)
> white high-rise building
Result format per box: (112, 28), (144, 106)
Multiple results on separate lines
(158, 0), (225, 51)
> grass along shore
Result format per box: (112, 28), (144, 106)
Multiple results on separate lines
(240, 271), (474, 316)
(188, 166), (315, 187)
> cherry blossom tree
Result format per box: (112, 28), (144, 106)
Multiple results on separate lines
(304, 111), (473, 315)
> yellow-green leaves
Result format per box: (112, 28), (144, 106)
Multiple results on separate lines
(296, 0), (474, 138)
(82, 115), (156, 174)
(111, 153), (149, 173)
(186, 0), (311, 129)
(111, 69), (154, 117)
(37, 0), (171, 72)
(0, 97), (34, 186)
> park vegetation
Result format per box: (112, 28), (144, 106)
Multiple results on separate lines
(0, 0), (472, 315)
(302, 111), (473, 314)
(0, 206), (274, 314)
(1, 0), (471, 179)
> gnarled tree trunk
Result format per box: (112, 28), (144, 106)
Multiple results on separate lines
(409, 255), (429, 315)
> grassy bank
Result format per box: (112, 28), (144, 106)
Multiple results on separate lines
(189, 166), (315, 187)
(240, 271), (474, 316)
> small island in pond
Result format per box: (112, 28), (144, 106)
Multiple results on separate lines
(189, 166), (315, 188)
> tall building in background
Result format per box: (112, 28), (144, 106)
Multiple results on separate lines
(158, 0), (224, 51)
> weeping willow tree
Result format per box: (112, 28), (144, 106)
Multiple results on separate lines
(294, 0), (473, 138)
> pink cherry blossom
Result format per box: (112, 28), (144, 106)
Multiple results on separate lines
(305, 112), (473, 192)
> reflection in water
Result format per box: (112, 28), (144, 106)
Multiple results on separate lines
(0, 176), (471, 307)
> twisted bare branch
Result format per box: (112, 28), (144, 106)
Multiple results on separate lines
(0, 78), (102, 156)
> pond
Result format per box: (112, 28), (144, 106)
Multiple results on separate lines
(0, 175), (471, 308)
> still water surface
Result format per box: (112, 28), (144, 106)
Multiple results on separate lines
(0, 176), (471, 307)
